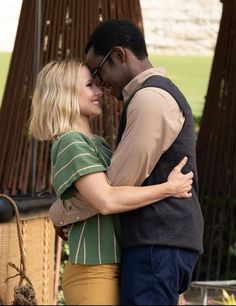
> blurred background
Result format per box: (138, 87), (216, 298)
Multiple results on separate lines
(1, 1), (236, 305)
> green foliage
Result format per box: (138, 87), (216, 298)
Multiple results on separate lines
(213, 289), (236, 305)
(57, 242), (69, 305)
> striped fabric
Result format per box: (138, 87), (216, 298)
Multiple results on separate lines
(68, 213), (121, 264)
(52, 131), (108, 200)
(51, 131), (122, 264)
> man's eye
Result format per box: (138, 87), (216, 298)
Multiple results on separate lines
(86, 82), (93, 87)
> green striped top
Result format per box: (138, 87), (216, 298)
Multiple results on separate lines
(51, 131), (122, 265)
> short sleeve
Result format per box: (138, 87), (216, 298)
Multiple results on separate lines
(51, 131), (106, 200)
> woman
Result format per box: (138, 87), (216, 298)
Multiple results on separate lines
(29, 60), (193, 305)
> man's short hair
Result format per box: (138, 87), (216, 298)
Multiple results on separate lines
(85, 19), (148, 60)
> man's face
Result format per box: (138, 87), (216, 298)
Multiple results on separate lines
(86, 47), (124, 100)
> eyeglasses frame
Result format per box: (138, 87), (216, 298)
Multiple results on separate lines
(91, 48), (115, 79)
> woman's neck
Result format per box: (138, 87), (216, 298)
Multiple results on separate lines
(75, 117), (93, 138)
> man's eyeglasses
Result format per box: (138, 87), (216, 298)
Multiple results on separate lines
(91, 48), (114, 79)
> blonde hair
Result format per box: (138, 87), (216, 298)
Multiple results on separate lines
(29, 60), (84, 141)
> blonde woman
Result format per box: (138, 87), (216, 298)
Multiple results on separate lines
(29, 60), (193, 305)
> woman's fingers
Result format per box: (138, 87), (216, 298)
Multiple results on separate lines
(175, 158), (194, 181)
(185, 192), (192, 198)
(175, 156), (188, 172)
(186, 171), (194, 179)
(188, 179), (193, 185)
(184, 181), (193, 191)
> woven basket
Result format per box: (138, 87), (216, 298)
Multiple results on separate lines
(0, 215), (55, 305)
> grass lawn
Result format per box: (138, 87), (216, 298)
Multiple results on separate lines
(0, 52), (12, 106)
(150, 55), (213, 119)
(0, 52), (213, 120)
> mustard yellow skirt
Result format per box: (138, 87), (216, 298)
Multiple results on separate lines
(62, 261), (120, 305)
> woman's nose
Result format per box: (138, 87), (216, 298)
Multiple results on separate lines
(97, 87), (103, 96)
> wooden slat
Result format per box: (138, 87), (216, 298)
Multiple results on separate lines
(0, 0), (143, 194)
(195, 0), (236, 280)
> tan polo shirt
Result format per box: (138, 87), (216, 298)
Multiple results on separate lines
(107, 67), (185, 186)
(50, 67), (185, 226)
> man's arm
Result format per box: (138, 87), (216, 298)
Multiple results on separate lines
(107, 87), (185, 186)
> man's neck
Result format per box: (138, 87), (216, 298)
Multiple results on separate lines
(130, 58), (153, 79)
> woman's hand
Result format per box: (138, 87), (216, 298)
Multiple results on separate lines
(167, 157), (193, 198)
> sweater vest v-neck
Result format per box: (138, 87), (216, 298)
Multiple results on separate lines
(116, 75), (204, 253)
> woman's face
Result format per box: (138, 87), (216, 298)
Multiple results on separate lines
(78, 65), (103, 118)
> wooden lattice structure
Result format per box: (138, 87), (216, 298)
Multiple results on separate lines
(0, 1), (144, 304)
(0, 0), (143, 197)
(195, 0), (236, 280)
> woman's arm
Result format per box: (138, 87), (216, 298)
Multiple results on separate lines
(74, 157), (193, 215)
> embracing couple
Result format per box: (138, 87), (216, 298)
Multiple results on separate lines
(29, 19), (204, 305)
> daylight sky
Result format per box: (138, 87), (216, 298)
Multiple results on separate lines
(0, 0), (23, 51)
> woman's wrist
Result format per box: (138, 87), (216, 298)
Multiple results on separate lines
(162, 181), (174, 198)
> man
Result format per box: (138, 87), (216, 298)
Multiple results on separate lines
(85, 19), (204, 305)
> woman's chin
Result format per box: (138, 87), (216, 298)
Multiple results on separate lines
(89, 110), (102, 119)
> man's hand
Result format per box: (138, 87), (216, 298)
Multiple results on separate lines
(54, 224), (69, 241)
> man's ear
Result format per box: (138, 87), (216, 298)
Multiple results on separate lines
(112, 47), (126, 63)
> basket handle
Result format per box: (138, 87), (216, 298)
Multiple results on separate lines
(0, 194), (31, 286)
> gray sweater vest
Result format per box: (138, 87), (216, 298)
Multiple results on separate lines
(116, 75), (204, 253)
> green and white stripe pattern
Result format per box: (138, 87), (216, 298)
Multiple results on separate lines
(51, 131), (122, 265)
(68, 213), (121, 264)
(52, 131), (108, 200)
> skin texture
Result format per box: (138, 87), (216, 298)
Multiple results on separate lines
(78, 66), (103, 119)
(86, 46), (152, 100)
